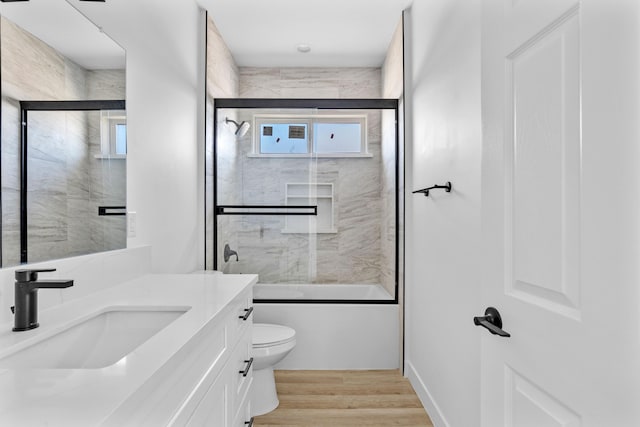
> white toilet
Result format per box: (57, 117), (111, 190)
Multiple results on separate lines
(251, 323), (296, 416)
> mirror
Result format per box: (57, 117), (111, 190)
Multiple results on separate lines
(1, 1), (126, 267)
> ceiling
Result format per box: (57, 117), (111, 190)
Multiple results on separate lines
(0, 0), (125, 70)
(0, 0), (410, 70)
(197, 0), (411, 67)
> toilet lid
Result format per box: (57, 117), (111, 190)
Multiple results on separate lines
(253, 323), (296, 348)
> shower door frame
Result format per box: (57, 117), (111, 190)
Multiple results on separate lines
(212, 98), (400, 304)
(19, 99), (126, 264)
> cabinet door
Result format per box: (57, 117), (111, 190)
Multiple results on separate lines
(185, 369), (231, 427)
(232, 388), (252, 427)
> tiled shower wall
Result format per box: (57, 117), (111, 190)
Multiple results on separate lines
(0, 17), (125, 267)
(205, 17), (240, 271)
(381, 21), (404, 297)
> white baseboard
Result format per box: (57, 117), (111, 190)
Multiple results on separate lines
(405, 360), (450, 427)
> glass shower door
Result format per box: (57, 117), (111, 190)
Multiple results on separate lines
(211, 99), (399, 301)
(214, 107), (320, 284)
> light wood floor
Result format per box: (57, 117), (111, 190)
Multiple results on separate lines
(253, 370), (433, 426)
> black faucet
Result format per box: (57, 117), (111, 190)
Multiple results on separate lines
(12, 268), (74, 332)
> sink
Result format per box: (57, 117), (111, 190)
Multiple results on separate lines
(0, 306), (190, 369)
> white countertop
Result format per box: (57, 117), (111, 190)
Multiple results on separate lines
(0, 273), (257, 426)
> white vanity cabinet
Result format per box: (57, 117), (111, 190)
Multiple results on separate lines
(0, 274), (258, 427)
(102, 285), (255, 427)
(171, 287), (254, 426)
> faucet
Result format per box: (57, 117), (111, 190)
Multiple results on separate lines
(11, 268), (74, 332)
(224, 244), (239, 262)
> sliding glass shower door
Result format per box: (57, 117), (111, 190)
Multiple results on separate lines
(210, 99), (399, 301)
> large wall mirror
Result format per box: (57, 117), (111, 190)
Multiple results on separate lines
(0, 0), (126, 267)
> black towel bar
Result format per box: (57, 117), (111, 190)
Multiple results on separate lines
(412, 182), (452, 197)
(98, 206), (126, 216)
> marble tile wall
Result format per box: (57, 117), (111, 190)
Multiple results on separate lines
(0, 16), (126, 266)
(380, 20), (405, 296)
(205, 17), (240, 270)
(239, 67), (381, 99)
(214, 67), (396, 287)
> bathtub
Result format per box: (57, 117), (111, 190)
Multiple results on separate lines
(253, 283), (393, 301)
(252, 283), (400, 370)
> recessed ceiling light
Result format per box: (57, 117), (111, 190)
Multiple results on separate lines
(296, 44), (311, 53)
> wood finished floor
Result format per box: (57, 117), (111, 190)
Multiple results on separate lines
(253, 370), (433, 426)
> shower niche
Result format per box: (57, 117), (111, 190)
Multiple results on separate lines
(210, 99), (400, 302)
(283, 183), (335, 234)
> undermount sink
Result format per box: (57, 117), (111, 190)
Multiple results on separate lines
(0, 306), (190, 369)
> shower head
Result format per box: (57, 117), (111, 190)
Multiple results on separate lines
(225, 117), (250, 138)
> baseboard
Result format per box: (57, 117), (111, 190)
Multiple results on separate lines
(405, 360), (450, 427)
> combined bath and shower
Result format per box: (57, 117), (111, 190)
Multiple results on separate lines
(225, 117), (250, 137)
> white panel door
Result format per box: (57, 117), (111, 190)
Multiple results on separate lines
(481, 0), (640, 426)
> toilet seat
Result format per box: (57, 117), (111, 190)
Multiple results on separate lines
(253, 323), (296, 348)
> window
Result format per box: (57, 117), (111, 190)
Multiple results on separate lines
(252, 115), (369, 157)
(97, 110), (127, 159)
(314, 120), (363, 154)
(113, 122), (127, 155)
(259, 121), (308, 154)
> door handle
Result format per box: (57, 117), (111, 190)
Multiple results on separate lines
(474, 307), (510, 337)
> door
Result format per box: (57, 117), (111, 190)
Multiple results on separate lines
(481, 0), (640, 426)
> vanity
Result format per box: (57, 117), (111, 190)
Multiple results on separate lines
(0, 272), (257, 426)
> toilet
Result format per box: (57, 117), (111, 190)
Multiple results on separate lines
(251, 323), (296, 416)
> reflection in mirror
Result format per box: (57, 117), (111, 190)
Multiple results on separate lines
(1, 2), (126, 267)
(22, 101), (126, 265)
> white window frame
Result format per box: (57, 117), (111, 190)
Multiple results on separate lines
(249, 114), (371, 158)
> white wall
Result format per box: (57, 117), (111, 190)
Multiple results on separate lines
(404, 1), (482, 426)
(70, 0), (206, 273)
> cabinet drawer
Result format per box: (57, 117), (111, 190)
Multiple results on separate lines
(229, 289), (253, 343)
(230, 325), (253, 416)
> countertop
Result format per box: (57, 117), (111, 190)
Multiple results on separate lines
(0, 273), (257, 426)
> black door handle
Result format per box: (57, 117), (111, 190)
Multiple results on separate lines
(474, 307), (510, 337)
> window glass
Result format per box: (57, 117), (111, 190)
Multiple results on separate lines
(115, 123), (127, 155)
(259, 123), (308, 154)
(314, 122), (362, 153)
